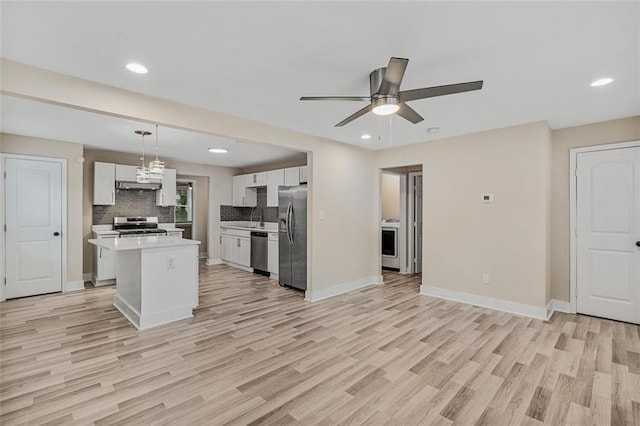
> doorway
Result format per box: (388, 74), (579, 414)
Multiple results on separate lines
(3, 155), (67, 299)
(380, 165), (423, 280)
(571, 142), (640, 324)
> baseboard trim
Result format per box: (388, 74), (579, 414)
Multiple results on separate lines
(63, 280), (85, 292)
(305, 275), (382, 303)
(82, 273), (92, 282)
(206, 258), (223, 266)
(114, 294), (141, 330)
(551, 299), (573, 314)
(419, 285), (551, 321)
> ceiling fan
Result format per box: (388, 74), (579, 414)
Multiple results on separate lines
(300, 57), (483, 127)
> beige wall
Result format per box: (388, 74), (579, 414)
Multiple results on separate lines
(241, 156), (307, 174)
(83, 149), (236, 275)
(381, 173), (401, 220)
(377, 121), (553, 309)
(0, 133), (84, 296)
(3, 60), (380, 293)
(177, 174), (208, 257)
(550, 116), (640, 301)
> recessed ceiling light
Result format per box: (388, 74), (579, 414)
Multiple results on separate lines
(126, 63), (148, 74)
(208, 148), (228, 154)
(590, 78), (614, 87)
(361, 134), (372, 140)
(427, 127), (440, 134)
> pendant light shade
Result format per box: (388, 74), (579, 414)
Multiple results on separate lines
(135, 130), (151, 183)
(149, 124), (164, 180)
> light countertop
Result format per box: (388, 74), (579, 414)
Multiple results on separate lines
(93, 230), (120, 236)
(220, 221), (278, 233)
(89, 236), (200, 251)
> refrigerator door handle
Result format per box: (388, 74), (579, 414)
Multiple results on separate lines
(287, 202), (293, 244)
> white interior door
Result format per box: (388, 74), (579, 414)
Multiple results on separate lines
(576, 146), (640, 324)
(413, 174), (423, 274)
(5, 157), (63, 298)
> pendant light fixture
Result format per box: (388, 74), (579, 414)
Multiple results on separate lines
(149, 124), (165, 180)
(135, 130), (151, 183)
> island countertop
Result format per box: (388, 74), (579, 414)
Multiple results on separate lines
(88, 236), (200, 251)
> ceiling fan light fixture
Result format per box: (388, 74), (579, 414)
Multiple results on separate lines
(371, 98), (400, 116)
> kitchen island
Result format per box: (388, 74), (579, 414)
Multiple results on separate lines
(88, 236), (200, 330)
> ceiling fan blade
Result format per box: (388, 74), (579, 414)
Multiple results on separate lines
(396, 103), (424, 124)
(300, 96), (370, 101)
(399, 80), (484, 102)
(378, 57), (409, 96)
(335, 104), (373, 127)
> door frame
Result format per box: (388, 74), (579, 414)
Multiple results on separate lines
(408, 171), (423, 274)
(569, 140), (640, 314)
(1, 153), (68, 302)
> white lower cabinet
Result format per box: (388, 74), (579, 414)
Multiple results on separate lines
(268, 233), (278, 278)
(92, 233), (117, 285)
(221, 228), (251, 270)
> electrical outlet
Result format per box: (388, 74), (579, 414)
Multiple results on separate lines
(482, 274), (490, 284)
(167, 258), (175, 270)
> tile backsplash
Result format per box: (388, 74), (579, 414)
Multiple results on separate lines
(93, 189), (174, 225)
(220, 187), (278, 223)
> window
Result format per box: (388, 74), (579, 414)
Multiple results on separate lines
(175, 183), (193, 223)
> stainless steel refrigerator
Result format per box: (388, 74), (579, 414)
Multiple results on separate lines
(278, 185), (307, 290)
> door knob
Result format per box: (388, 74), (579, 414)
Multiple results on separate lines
(53, 232), (60, 236)
(636, 241), (640, 247)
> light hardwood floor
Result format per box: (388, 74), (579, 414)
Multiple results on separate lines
(1, 265), (639, 425)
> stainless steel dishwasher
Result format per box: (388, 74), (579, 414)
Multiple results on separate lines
(250, 231), (269, 275)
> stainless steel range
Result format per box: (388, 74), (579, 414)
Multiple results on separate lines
(113, 217), (167, 238)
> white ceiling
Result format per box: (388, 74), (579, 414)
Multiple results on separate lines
(0, 95), (304, 168)
(1, 2), (638, 151)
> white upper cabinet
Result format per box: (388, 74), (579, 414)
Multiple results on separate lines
(115, 164), (137, 182)
(233, 165), (306, 208)
(299, 166), (308, 184)
(245, 172), (267, 188)
(284, 167), (300, 186)
(232, 174), (257, 207)
(232, 175), (245, 207)
(156, 168), (176, 206)
(94, 162), (115, 205)
(267, 169), (284, 207)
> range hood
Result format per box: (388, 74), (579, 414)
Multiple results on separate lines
(116, 181), (162, 190)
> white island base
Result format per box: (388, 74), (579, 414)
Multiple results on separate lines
(89, 237), (200, 330)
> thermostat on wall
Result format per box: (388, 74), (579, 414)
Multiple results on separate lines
(481, 193), (494, 203)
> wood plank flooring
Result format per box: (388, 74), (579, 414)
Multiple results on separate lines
(1, 265), (639, 425)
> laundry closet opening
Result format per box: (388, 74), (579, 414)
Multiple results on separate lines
(379, 165), (423, 282)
